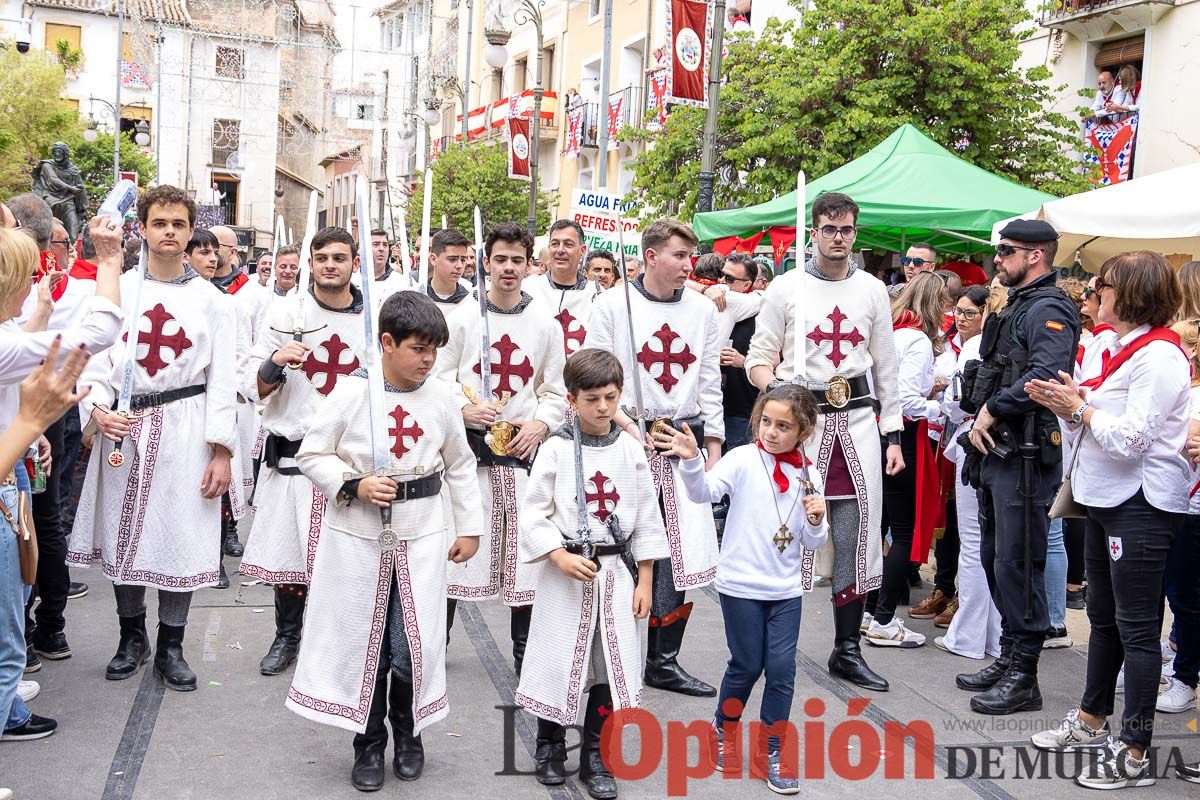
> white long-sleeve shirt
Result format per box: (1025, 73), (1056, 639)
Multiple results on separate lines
(677, 444), (828, 601)
(1071, 326), (1191, 512)
(894, 327), (940, 422)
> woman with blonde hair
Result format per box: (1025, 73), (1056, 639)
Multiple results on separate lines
(1177, 262), (1200, 322)
(862, 272), (947, 648)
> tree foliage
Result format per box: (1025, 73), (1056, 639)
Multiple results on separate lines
(405, 142), (555, 237)
(627, 0), (1090, 220)
(63, 130), (158, 217)
(0, 45), (85, 197)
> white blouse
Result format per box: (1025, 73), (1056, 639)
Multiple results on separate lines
(894, 327), (939, 422)
(1071, 326), (1191, 513)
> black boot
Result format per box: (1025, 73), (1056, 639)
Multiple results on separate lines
(260, 584), (306, 676)
(580, 685), (618, 799)
(446, 598), (458, 646)
(105, 613), (150, 681)
(351, 669), (389, 791)
(970, 648), (1042, 715)
(388, 673), (424, 780)
(222, 516), (243, 557)
(644, 603), (717, 697)
(511, 605), (532, 678)
(154, 624), (197, 692)
(827, 598), (889, 692)
(534, 717), (567, 786)
(956, 634), (1012, 692)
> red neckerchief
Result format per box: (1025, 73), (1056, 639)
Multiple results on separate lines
(1080, 327), (1183, 389)
(689, 272), (717, 287)
(225, 272), (250, 295)
(757, 440), (809, 493)
(893, 309), (923, 332)
(950, 334), (962, 356)
(1082, 324), (1116, 372)
(35, 252), (68, 302)
(1092, 323), (1116, 335)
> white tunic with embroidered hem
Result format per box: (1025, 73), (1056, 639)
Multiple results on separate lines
(514, 430), (668, 725)
(525, 273), (601, 357)
(435, 291), (567, 604)
(287, 375), (483, 735)
(239, 291), (367, 584)
(584, 282), (723, 590)
(68, 270), (237, 590)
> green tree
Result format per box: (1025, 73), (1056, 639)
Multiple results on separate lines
(627, 0), (1089, 220)
(0, 45), (84, 197)
(405, 142), (555, 238)
(63, 130), (157, 217)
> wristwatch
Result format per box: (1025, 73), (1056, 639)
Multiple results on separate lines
(1070, 401), (1090, 426)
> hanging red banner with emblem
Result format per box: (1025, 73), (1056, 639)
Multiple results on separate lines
(565, 107), (583, 160)
(607, 96), (624, 151)
(666, 0), (712, 107)
(734, 231), (765, 253)
(768, 226), (798, 265)
(508, 116), (531, 181)
(649, 69), (670, 129)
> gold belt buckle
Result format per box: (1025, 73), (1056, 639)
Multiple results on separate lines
(486, 421), (516, 456)
(825, 375), (851, 409)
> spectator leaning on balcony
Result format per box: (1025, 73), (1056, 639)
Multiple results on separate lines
(1109, 64), (1142, 118)
(1088, 71), (1130, 123)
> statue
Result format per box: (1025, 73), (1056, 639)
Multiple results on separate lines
(32, 141), (88, 242)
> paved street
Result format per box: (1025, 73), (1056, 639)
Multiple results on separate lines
(5, 531), (1196, 800)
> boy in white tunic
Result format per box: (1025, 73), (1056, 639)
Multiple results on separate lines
(289, 291), (482, 792)
(435, 221), (567, 675)
(584, 218), (723, 698)
(419, 229), (471, 315)
(68, 185), (237, 692)
(240, 226), (367, 676)
(516, 349), (667, 798)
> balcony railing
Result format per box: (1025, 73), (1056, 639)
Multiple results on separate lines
(577, 85), (645, 149)
(1042, 0), (1174, 28)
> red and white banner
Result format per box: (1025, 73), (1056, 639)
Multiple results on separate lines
(666, 0), (712, 108)
(455, 105), (490, 142)
(564, 108), (584, 160)
(607, 96), (624, 151)
(648, 69), (670, 130)
(489, 90), (560, 130)
(508, 116), (531, 181)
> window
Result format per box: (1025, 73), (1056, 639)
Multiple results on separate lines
(589, 0), (601, 19)
(215, 46), (245, 80)
(63, 98), (80, 113)
(211, 118), (241, 166)
(44, 23), (81, 53)
(542, 45), (555, 90)
(515, 57), (527, 94)
(355, 103), (375, 121)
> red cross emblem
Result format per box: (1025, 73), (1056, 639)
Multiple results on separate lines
(302, 334), (361, 396)
(584, 471), (620, 523)
(636, 324), (696, 393)
(554, 308), (587, 355)
(388, 405), (424, 459)
(122, 303), (193, 377)
(472, 333), (534, 396)
(807, 306), (864, 369)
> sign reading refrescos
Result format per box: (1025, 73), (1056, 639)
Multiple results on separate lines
(570, 190), (641, 257)
(667, 0), (712, 107)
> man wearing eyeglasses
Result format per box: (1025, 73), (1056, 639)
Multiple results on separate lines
(746, 192), (902, 694)
(957, 219), (1080, 716)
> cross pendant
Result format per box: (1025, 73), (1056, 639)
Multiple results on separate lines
(772, 524), (794, 553)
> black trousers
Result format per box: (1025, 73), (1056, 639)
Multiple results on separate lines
(1064, 518), (1086, 585)
(1164, 514), (1200, 689)
(26, 415), (68, 639)
(57, 407), (84, 536)
(934, 497), (960, 597)
(873, 420), (920, 625)
(1080, 490), (1180, 749)
(977, 448), (1058, 660)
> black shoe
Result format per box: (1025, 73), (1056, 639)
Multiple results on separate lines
(1, 713), (58, 741)
(511, 605), (532, 678)
(24, 644), (41, 674)
(907, 563), (923, 588)
(644, 602), (717, 697)
(222, 520), (244, 558)
(216, 559), (230, 589)
(31, 631), (71, 661)
(106, 614), (151, 681)
(260, 585), (305, 676)
(153, 624), (197, 692)
(956, 636), (1012, 692)
(388, 674), (424, 781)
(970, 651), (1042, 715)
(580, 686), (618, 799)
(446, 598), (457, 646)
(827, 598), (889, 692)
(1066, 587), (1086, 610)
(1177, 759), (1200, 784)
(534, 718), (567, 786)
(67, 581), (89, 599)
(352, 669), (389, 791)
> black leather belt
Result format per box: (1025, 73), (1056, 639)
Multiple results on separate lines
(562, 536), (638, 581)
(263, 434), (303, 476)
(130, 384), (206, 411)
(392, 472), (443, 502)
(647, 415), (704, 458)
(811, 375), (873, 414)
(564, 541), (627, 557)
(465, 428), (532, 471)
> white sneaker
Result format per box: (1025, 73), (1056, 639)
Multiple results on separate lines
(1076, 739), (1155, 790)
(1156, 677), (1197, 714)
(1161, 639), (1177, 663)
(1031, 708), (1110, 751)
(1115, 666), (1167, 695)
(16, 680), (39, 703)
(860, 612), (873, 633)
(865, 617), (925, 648)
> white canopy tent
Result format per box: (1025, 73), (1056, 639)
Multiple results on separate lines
(992, 163), (1200, 271)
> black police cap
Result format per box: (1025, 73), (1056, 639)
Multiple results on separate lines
(998, 219), (1059, 243)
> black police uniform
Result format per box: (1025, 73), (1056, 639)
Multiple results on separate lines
(957, 236), (1080, 715)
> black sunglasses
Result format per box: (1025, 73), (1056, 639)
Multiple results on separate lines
(995, 243), (1041, 258)
(1094, 278), (1112, 292)
(899, 256), (930, 267)
(721, 271), (750, 284)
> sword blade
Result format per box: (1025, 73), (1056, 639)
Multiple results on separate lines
(291, 190), (320, 331)
(614, 217), (646, 432)
(355, 175), (393, 473)
(114, 240), (149, 415)
(418, 168), (433, 288)
(473, 205), (492, 401)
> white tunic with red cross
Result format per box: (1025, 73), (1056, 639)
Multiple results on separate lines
(238, 289), (367, 585)
(524, 272), (600, 358)
(68, 269), (238, 590)
(435, 290), (567, 604)
(584, 280), (723, 590)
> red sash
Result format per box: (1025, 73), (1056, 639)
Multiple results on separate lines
(35, 252), (68, 302)
(909, 418), (942, 563)
(1080, 327), (1182, 390)
(225, 272), (250, 295)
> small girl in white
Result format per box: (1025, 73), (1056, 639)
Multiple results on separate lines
(653, 384), (828, 796)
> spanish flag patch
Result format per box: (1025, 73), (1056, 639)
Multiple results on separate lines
(1045, 320), (1065, 332)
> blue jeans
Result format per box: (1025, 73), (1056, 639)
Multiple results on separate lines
(1, 482), (30, 731)
(715, 593), (802, 740)
(724, 416), (752, 452)
(1045, 517), (1067, 629)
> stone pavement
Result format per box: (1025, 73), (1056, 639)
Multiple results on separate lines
(4, 545), (1196, 800)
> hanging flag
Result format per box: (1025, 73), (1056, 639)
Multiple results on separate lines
(1084, 113), (1138, 186)
(713, 236), (738, 257)
(648, 69), (670, 130)
(768, 226), (798, 265)
(607, 95), (624, 151)
(734, 231), (765, 254)
(565, 107), (583, 160)
(666, 0), (712, 107)
(508, 116), (531, 181)
(120, 60), (151, 90)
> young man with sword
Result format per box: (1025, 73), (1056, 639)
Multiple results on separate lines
(435, 217), (566, 676)
(584, 217), (724, 698)
(68, 185), (238, 692)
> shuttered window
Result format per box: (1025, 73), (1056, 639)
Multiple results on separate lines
(1095, 35), (1144, 69)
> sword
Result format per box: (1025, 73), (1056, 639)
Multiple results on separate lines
(270, 190), (326, 367)
(614, 218), (649, 440)
(106, 240), (152, 468)
(473, 205), (492, 401)
(418, 168), (433, 289)
(790, 170), (810, 385)
(570, 414), (600, 572)
(397, 215), (412, 285)
(797, 441), (823, 526)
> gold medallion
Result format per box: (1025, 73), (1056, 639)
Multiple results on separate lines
(487, 421), (516, 456)
(379, 528), (398, 551)
(825, 375), (851, 409)
(1050, 430), (1062, 446)
(107, 450), (125, 468)
(650, 418), (671, 438)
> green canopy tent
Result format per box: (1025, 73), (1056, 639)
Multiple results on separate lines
(692, 124), (1055, 257)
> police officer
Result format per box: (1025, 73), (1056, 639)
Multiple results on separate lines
(956, 220), (1080, 715)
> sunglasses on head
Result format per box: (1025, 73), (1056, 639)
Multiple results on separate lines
(900, 256), (929, 267)
(994, 243), (1041, 258)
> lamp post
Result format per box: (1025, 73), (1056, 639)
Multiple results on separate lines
(483, 0), (544, 235)
(82, 97), (150, 181)
(696, 0), (728, 214)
